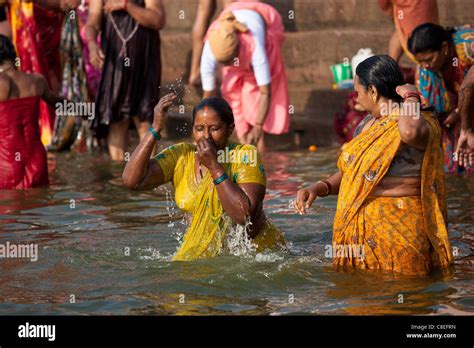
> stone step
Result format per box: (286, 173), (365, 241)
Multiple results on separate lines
(161, 0), (472, 33)
(161, 29), (393, 87)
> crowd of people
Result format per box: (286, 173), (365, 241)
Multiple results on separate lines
(0, 0), (473, 275)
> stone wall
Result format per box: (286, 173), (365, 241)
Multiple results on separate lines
(160, 0), (473, 146)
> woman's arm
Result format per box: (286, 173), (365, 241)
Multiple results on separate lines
(85, 0), (105, 68)
(247, 84), (270, 144)
(122, 94), (176, 190)
(458, 67), (474, 131)
(455, 67), (474, 166)
(196, 138), (263, 225)
(294, 170), (342, 215)
(104, 0), (165, 31)
(395, 84), (429, 150)
(35, 74), (66, 107)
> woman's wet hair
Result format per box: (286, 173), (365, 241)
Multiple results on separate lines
(356, 54), (405, 102)
(192, 96), (234, 126)
(0, 34), (17, 65)
(408, 23), (454, 55)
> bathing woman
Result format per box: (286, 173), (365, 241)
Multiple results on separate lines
(295, 55), (453, 276)
(122, 95), (285, 261)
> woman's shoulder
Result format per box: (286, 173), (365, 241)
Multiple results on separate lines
(0, 74), (11, 101)
(162, 142), (194, 153)
(155, 142), (194, 161)
(228, 142), (260, 160)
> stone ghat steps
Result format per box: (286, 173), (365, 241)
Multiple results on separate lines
(161, 28), (393, 87)
(161, 0), (473, 33)
(158, 0), (472, 147)
(162, 83), (350, 147)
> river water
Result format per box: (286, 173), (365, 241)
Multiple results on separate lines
(0, 144), (473, 315)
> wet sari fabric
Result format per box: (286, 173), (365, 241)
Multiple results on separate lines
(334, 111), (453, 275)
(154, 142), (285, 261)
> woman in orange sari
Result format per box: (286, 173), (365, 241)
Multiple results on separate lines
(295, 55), (453, 276)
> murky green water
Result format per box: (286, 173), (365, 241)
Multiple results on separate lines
(1, 143), (473, 315)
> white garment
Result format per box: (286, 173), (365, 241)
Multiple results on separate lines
(200, 9), (271, 91)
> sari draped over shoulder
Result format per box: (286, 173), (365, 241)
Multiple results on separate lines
(154, 142), (285, 261)
(333, 111), (453, 275)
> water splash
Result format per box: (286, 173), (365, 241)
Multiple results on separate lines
(223, 216), (257, 257)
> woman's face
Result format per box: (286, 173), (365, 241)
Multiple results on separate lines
(354, 75), (375, 112)
(414, 42), (448, 71)
(192, 107), (232, 150)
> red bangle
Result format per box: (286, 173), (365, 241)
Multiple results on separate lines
(403, 92), (420, 100)
(124, 0), (128, 11)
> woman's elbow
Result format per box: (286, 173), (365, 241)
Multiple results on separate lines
(122, 174), (139, 190)
(153, 13), (166, 31)
(400, 125), (428, 146)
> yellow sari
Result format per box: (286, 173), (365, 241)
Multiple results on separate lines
(334, 111), (453, 275)
(154, 142), (285, 261)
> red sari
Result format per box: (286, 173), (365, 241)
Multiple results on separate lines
(8, 0), (63, 146)
(0, 96), (49, 189)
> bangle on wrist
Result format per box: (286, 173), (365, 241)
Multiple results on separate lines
(213, 172), (229, 185)
(316, 180), (331, 197)
(124, 0), (128, 10)
(403, 92), (420, 101)
(149, 126), (161, 141)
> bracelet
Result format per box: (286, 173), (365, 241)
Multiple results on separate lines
(316, 180), (332, 197)
(149, 126), (161, 141)
(213, 172), (229, 185)
(124, 0), (128, 11)
(403, 92), (420, 101)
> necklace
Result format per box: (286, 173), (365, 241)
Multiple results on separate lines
(107, 12), (139, 58)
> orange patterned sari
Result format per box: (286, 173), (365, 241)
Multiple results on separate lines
(333, 110), (453, 275)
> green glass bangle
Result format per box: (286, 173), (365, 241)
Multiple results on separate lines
(213, 173), (229, 185)
(149, 126), (161, 141)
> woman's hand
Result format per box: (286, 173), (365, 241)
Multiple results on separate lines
(104, 0), (127, 13)
(152, 93), (176, 132)
(89, 42), (105, 69)
(442, 109), (460, 128)
(195, 137), (220, 172)
(395, 84), (419, 99)
(294, 183), (320, 215)
(247, 125), (263, 145)
(455, 128), (474, 167)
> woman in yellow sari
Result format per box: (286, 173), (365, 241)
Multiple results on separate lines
(122, 95), (285, 261)
(295, 55), (453, 276)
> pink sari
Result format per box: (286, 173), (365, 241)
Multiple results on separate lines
(206, 2), (290, 137)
